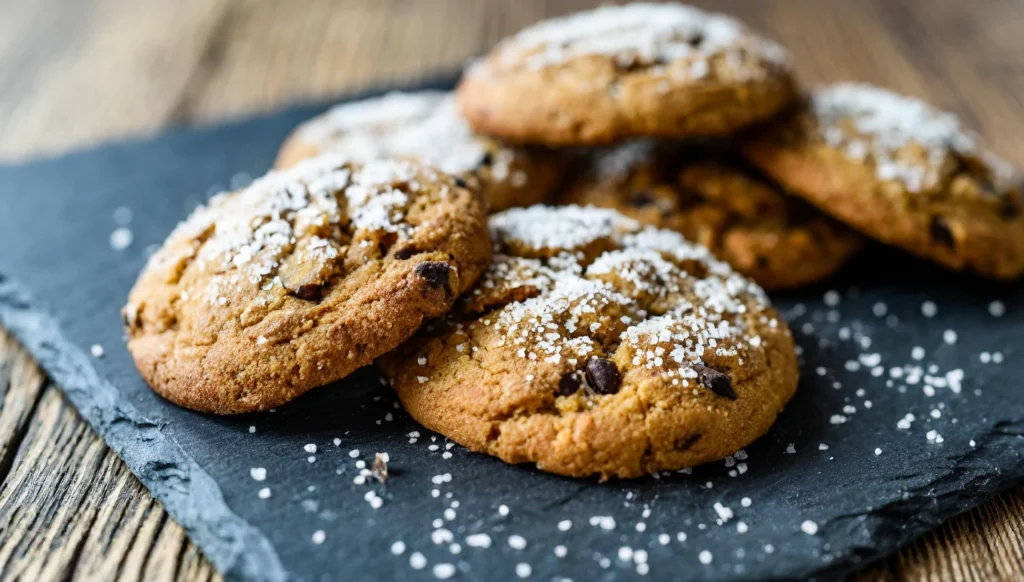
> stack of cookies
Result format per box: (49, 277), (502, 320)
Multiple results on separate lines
(124, 3), (1024, 480)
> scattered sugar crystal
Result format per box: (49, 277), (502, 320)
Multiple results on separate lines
(110, 227), (133, 250)
(391, 541), (406, 555)
(699, 550), (713, 564)
(508, 535), (527, 550)
(989, 301), (1006, 318)
(433, 563), (456, 579)
(801, 520), (818, 535)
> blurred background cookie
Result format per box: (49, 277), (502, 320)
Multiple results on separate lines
(276, 91), (565, 212)
(742, 83), (1024, 279)
(561, 141), (863, 290)
(457, 3), (798, 146)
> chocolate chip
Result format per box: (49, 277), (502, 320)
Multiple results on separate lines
(929, 216), (956, 250)
(414, 261), (452, 296)
(1000, 196), (1022, 220)
(687, 32), (705, 48)
(557, 372), (581, 396)
(694, 364), (736, 400)
(674, 433), (702, 451)
(755, 255), (769, 269)
(585, 357), (621, 395)
(627, 192), (655, 208)
(453, 177), (468, 189)
(394, 247), (418, 260)
(294, 283), (323, 302)
(480, 151), (494, 166)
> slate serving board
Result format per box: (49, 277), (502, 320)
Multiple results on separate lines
(1, 75), (1022, 582)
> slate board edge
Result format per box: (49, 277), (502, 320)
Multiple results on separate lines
(0, 275), (287, 582)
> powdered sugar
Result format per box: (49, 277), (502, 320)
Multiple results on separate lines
(146, 154), (438, 299)
(475, 206), (775, 384)
(490, 204), (639, 252)
(485, 3), (789, 78)
(811, 83), (1017, 192)
(297, 92), (517, 183)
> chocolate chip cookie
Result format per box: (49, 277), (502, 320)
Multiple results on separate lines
(124, 154), (491, 414)
(275, 91), (564, 212)
(561, 141), (863, 290)
(379, 205), (798, 479)
(742, 83), (1024, 279)
(457, 3), (798, 146)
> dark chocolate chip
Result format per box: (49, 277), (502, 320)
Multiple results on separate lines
(674, 433), (702, 451)
(453, 177), (468, 189)
(694, 364), (736, 400)
(929, 216), (956, 250)
(687, 32), (705, 47)
(394, 247), (418, 260)
(585, 357), (621, 395)
(557, 372), (581, 396)
(627, 192), (655, 208)
(480, 151), (494, 166)
(414, 261), (452, 296)
(755, 255), (769, 269)
(294, 283), (323, 302)
(1000, 196), (1022, 220)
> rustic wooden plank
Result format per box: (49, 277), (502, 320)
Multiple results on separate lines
(0, 0), (234, 163)
(0, 1), (1023, 580)
(0, 330), (221, 582)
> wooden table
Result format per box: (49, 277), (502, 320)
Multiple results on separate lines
(1, 1), (1023, 579)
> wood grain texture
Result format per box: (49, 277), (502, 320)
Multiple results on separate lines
(0, 1), (1022, 580)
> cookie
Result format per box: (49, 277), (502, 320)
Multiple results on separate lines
(456, 3), (797, 146)
(379, 205), (798, 479)
(742, 83), (1024, 279)
(124, 154), (491, 414)
(560, 141), (863, 290)
(275, 91), (564, 212)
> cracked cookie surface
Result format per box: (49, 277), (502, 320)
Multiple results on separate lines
(742, 83), (1024, 279)
(560, 141), (863, 290)
(124, 154), (491, 414)
(456, 3), (797, 146)
(379, 205), (798, 479)
(274, 91), (564, 212)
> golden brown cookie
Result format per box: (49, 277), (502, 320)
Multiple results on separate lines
(124, 154), (491, 414)
(456, 3), (797, 146)
(379, 205), (798, 479)
(274, 91), (564, 212)
(742, 83), (1024, 279)
(560, 141), (863, 290)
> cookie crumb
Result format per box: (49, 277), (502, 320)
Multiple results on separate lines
(372, 452), (389, 483)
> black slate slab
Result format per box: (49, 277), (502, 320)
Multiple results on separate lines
(1, 76), (1022, 582)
